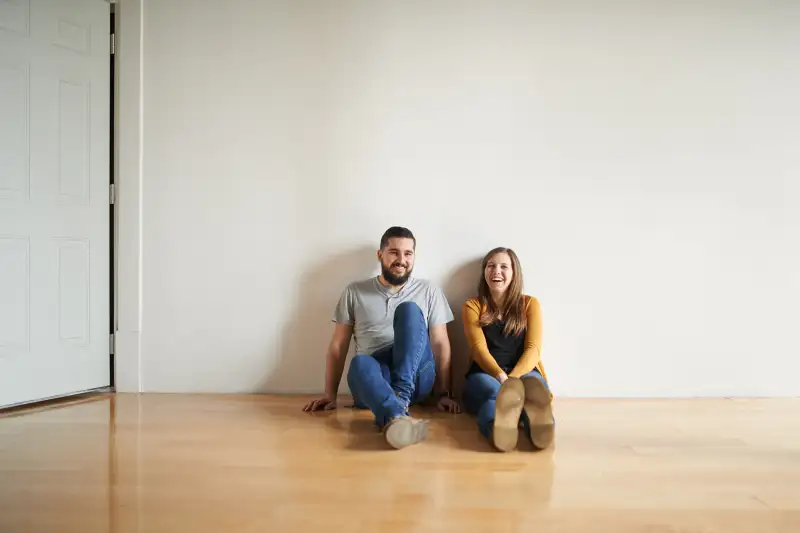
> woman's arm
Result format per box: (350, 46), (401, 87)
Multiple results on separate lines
(509, 297), (543, 378)
(462, 300), (505, 379)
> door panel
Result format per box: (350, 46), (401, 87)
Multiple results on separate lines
(0, 0), (110, 407)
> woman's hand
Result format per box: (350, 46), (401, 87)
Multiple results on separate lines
(436, 396), (461, 414)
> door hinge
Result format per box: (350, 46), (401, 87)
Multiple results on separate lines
(109, 333), (116, 355)
(110, 32), (115, 55)
(109, 183), (116, 205)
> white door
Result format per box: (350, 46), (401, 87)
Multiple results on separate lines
(0, 0), (110, 407)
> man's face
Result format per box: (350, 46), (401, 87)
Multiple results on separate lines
(378, 237), (416, 286)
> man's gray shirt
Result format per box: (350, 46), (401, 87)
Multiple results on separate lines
(333, 276), (454, 355)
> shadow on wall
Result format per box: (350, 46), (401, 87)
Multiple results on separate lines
(258, 246), (377, 394)
(442, 256), (483, 398)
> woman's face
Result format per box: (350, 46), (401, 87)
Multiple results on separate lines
(484, 252), (513, 293)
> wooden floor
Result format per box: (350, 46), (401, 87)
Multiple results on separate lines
(1, 394), (799, 533)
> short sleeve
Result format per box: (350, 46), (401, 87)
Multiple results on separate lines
(332, 285), (355, 324)
(427, 285), (454, 326)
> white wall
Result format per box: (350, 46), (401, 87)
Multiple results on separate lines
(135, 0), (800, 396)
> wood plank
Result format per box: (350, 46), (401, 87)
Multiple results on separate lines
(1, 394), (798, 533)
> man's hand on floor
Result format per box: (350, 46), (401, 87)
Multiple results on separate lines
(303, 396), (337, 412)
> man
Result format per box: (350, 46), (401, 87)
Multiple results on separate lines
(303, 226), (461, 449)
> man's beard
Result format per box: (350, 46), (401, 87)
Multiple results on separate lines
(381, 262), (412, 286)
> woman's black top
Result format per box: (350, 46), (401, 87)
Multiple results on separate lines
(466, 320), (525, 376)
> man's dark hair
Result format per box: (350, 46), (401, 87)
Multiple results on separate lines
(380, 226), (416, 250)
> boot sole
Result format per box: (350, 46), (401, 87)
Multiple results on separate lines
(493, 378), (525, 452)
(522, 376), (555, 449)
(385, 418), (429, 449)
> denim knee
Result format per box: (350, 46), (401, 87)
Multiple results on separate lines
(347, 354), (370, 384)
(394, 301), (423, 323)
(463, 373), (500, 415)
(523, 369), (550, 394)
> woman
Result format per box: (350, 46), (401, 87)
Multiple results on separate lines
(462, 247), (554, 452)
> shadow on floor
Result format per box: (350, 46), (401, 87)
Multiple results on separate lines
(250, 395), (558, 459)
(437, 412), (496, 453)
(320, 404), (493, 452)
(335, 416), (392, 451)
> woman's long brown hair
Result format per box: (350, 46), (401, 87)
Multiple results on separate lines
(477, 247), (528, 337)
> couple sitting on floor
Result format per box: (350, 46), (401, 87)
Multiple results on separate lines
(303, 226), (554, 452)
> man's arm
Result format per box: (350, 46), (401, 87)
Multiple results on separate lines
(430, 324), (461, 413)
(303, 323), (353, 412)
(430, 324), (452, 394)
(324, 323), (354, 398)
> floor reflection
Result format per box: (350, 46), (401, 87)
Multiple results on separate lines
(1, 394), (798, 533)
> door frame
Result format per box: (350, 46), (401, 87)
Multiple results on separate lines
(109, 2), (116, 388)
(113, 0), (143, 392)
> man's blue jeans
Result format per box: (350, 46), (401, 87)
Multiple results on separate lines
(462, 369), (550, 440)
(347, 302), (436, 428)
